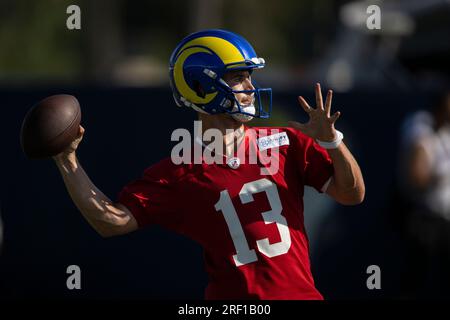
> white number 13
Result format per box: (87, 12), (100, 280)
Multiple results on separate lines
(214, 178), (292, 266)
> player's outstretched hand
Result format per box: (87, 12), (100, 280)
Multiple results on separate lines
(288, 83), (340, 142)
(53, 125), (85, 161)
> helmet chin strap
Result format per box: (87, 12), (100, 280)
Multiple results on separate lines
(231, 103), (256, 123)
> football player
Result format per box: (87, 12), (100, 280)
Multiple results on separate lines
(53, 29), (365, 299)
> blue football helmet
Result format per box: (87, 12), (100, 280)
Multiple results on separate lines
(169, 29), (272, 120)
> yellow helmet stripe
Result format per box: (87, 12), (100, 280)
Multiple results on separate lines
(173, 47), (218, 104)
(179, 36), (245, 65)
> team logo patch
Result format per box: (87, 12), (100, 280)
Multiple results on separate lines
(227, 157), (241, 169)
(257, 132), (290, 151)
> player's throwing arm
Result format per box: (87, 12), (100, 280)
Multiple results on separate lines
(20, 94), (138, 237)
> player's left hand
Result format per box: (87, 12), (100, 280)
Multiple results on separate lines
(288, 83), (340, 142)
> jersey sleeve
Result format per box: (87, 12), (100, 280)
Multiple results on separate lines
(290, 129), (334, 193)
(117, 160), (184, 232)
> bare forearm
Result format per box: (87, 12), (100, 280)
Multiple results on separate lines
(289, 83), (365, 204)
(54, 154), (134, 236)
(327, 142), (365, 204)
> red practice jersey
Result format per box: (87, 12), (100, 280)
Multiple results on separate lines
(118, 126), (334, 300)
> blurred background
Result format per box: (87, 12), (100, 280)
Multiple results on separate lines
(1, 0), (449, 299)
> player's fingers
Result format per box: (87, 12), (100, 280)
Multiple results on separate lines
(76, 125), (85, 140)
(325, 90), (332, 117)
(315, 83), (323, 110)
(298, 96), (312, 113)
(330, 111), (341, 123)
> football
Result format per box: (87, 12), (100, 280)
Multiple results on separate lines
(20, 94), (82, 159)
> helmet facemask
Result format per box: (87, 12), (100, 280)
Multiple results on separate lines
(214, 73), (272, 122)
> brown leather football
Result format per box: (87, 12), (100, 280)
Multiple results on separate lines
(20, 94), (81, 159)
